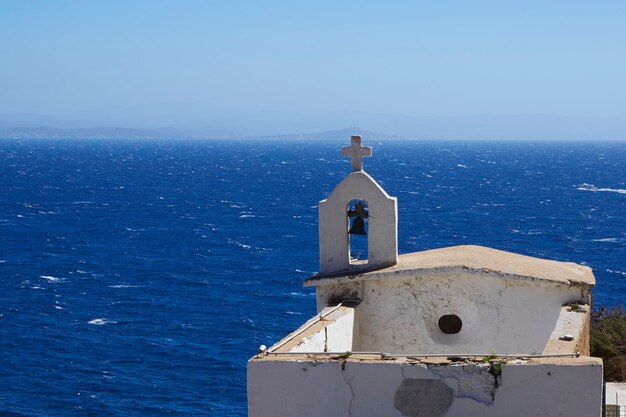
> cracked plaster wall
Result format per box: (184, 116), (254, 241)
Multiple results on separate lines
(247, 360), (602, 417)
(318, 270), (585, 354)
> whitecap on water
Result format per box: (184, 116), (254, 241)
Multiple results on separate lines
(88, 318), (116, 325)
(108, 284), (139, 288)
(228, 239), (270, 251)
(592, 238), (622, 243)
(577, 183), (626, 194)
(40, 275), (62, 282)
(288, 292), (312, 297)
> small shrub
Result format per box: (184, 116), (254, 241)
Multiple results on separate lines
(482, 353), (505, 398)
(565, 301), (584, 313)
(337, 351), (352, 360)
(482, 353), (498, 363)
(590, 306), (626, 382)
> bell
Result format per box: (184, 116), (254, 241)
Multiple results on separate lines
(349, 216), (367, 235)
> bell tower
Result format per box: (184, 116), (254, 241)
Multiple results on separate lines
(318, 136), (398, 275)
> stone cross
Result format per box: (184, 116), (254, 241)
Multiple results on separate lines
(341, 135), (372, 172)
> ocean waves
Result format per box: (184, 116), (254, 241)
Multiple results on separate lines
(578, 183), (626, 194)
(0, 139), (624, 416)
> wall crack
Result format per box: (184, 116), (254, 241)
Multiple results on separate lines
(340, 363), (360, 417)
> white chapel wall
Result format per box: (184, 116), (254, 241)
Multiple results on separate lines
(286, 307), (355, 353)
(316, 270), (586, 354)
(248, 358), (603, 417)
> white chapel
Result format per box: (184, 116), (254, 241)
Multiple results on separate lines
(248, 136), (602, 417)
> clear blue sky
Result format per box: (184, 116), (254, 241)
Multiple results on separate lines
(1, 1), (626, 138)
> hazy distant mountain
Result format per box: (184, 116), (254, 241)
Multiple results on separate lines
(254, 127), (403, 141)
(0, 126), (400, 141)
(2, 113), (625, 141)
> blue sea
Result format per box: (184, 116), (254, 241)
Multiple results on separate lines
(0, 139), (624, 416)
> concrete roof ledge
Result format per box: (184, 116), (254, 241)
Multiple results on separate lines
(544, 304), (591, 355)
(306, 245), (595, 288)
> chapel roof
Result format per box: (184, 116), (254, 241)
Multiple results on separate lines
(305, 244), (595, 287)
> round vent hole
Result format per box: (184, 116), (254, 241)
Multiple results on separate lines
(438, 314), (462, 334)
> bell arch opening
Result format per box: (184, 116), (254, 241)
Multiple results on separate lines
(347, 199), (369, 264)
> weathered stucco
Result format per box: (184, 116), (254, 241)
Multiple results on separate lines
(306, 245), (595, 355)
(248, 357), (603, 417)
(314, 268), (587, 355)
(271, 306), (355, 353)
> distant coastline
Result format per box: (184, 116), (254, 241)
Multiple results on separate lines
(0, 126), (402, 141)
(2, 124), (626, 141)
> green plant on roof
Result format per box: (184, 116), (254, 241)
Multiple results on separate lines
(565, 301), (585, 313)
(482, 353), (498, 363)
(337, 351), (352, 360)
(482, 353), (505, 399)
